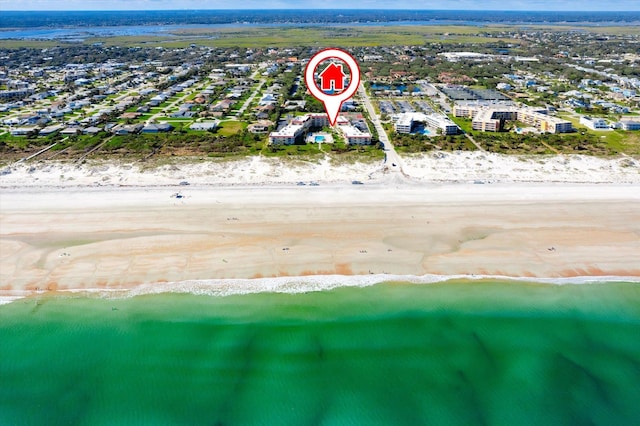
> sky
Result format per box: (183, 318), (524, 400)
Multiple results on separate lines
(1, 0), (639, 11)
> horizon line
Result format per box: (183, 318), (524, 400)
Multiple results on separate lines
(4, 8), (640, 12)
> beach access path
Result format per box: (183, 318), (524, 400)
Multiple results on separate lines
(358, 83), (404, 174)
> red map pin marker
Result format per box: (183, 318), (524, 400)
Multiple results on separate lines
(304, 48), (361, 126)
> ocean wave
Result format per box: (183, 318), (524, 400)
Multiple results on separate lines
(3, 273), (638, 305)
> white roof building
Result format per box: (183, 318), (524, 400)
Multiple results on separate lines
(339, 124), (372, 145)
(269, 114), (371, 145)
(618, 120), (640, 131)
(189, 121), (219, 131)
(579, 116), (610, 130)
(394, 113), (459, 135)
(453, 103), (573, 134)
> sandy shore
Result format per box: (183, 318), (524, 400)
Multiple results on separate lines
(1, 180), (639, 301)
(1, 152), (639, 188)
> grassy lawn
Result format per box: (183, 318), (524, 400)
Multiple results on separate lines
(217, 120), (247, 137)
(557, 112), (586, 130)
(557, 112), (640, 155)
(448, 115), (474, 134)
(597, 130), (640, 155)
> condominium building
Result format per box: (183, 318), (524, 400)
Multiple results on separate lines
(394, 112), (459, 135)
(339, 124), (372, 145)
(394, 114), (414, 133)
(268, 123), (303, 145)
(453, 103), (573, 134)
(269, 113), (371, 145)
(268, 114), (328, 145)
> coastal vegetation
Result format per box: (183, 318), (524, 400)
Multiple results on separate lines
(388, 128), (639, 156)
(0, 129), (384, 165)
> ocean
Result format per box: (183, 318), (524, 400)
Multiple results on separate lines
(1, 280), (639, 425)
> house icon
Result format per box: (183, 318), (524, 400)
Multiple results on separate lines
(318, 63), (346, 92)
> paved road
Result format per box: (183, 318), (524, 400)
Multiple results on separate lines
(358, 83), (403, 174)
(236, 78), (266, 118)
(146, 80), (208, 124)
(235, 65), (268, 118)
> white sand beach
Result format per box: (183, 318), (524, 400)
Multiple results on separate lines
(1, 152), (639, 188)
(1, 154), (639, 301)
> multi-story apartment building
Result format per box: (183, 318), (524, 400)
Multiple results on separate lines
(269, 114), (371, 145)
(394, 113), (460, 135)
(453, 103), (573, 134)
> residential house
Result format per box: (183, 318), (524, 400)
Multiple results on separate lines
(284, 100), (306, 111)
(38, 124), (64, 136)
(83, 126), (103, 135)
(142, 123), (173, 133)
(120, 112), (141, 120)
(618, 120), (640, 131)
(259, 94), (277, 106)
(61, 127), (82, 136)
(111, 123), (143, 135)
(190, 121), (219, 131)
(248, 120), (274, 133)
(211, 99), (235, 113)
(171, 110), (195, 118)
(10, 126), (38, 136)
(579, 116), (610, 130)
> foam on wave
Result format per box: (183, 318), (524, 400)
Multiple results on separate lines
(1, 273), (635, 305)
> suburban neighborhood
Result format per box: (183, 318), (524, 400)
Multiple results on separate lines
(1, 24), (640, 161)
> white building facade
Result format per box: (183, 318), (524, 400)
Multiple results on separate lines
(269, 113), (371, 145)
(579, 116), (610, 130)
(453, 103), (573, 134)
(618, 120), (640, 131)
(394, 112), (459, 135)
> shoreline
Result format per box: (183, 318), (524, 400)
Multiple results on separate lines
(2, 156), (639, 305)
(3, 273), (640, 306)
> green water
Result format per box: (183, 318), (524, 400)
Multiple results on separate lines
(1, 280), (640, 425)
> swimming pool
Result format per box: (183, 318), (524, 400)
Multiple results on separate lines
(412, 126), (432, 136)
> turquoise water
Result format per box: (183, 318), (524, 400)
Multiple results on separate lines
(411, 124), (433, 135)
(1, 280), (640, 425)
